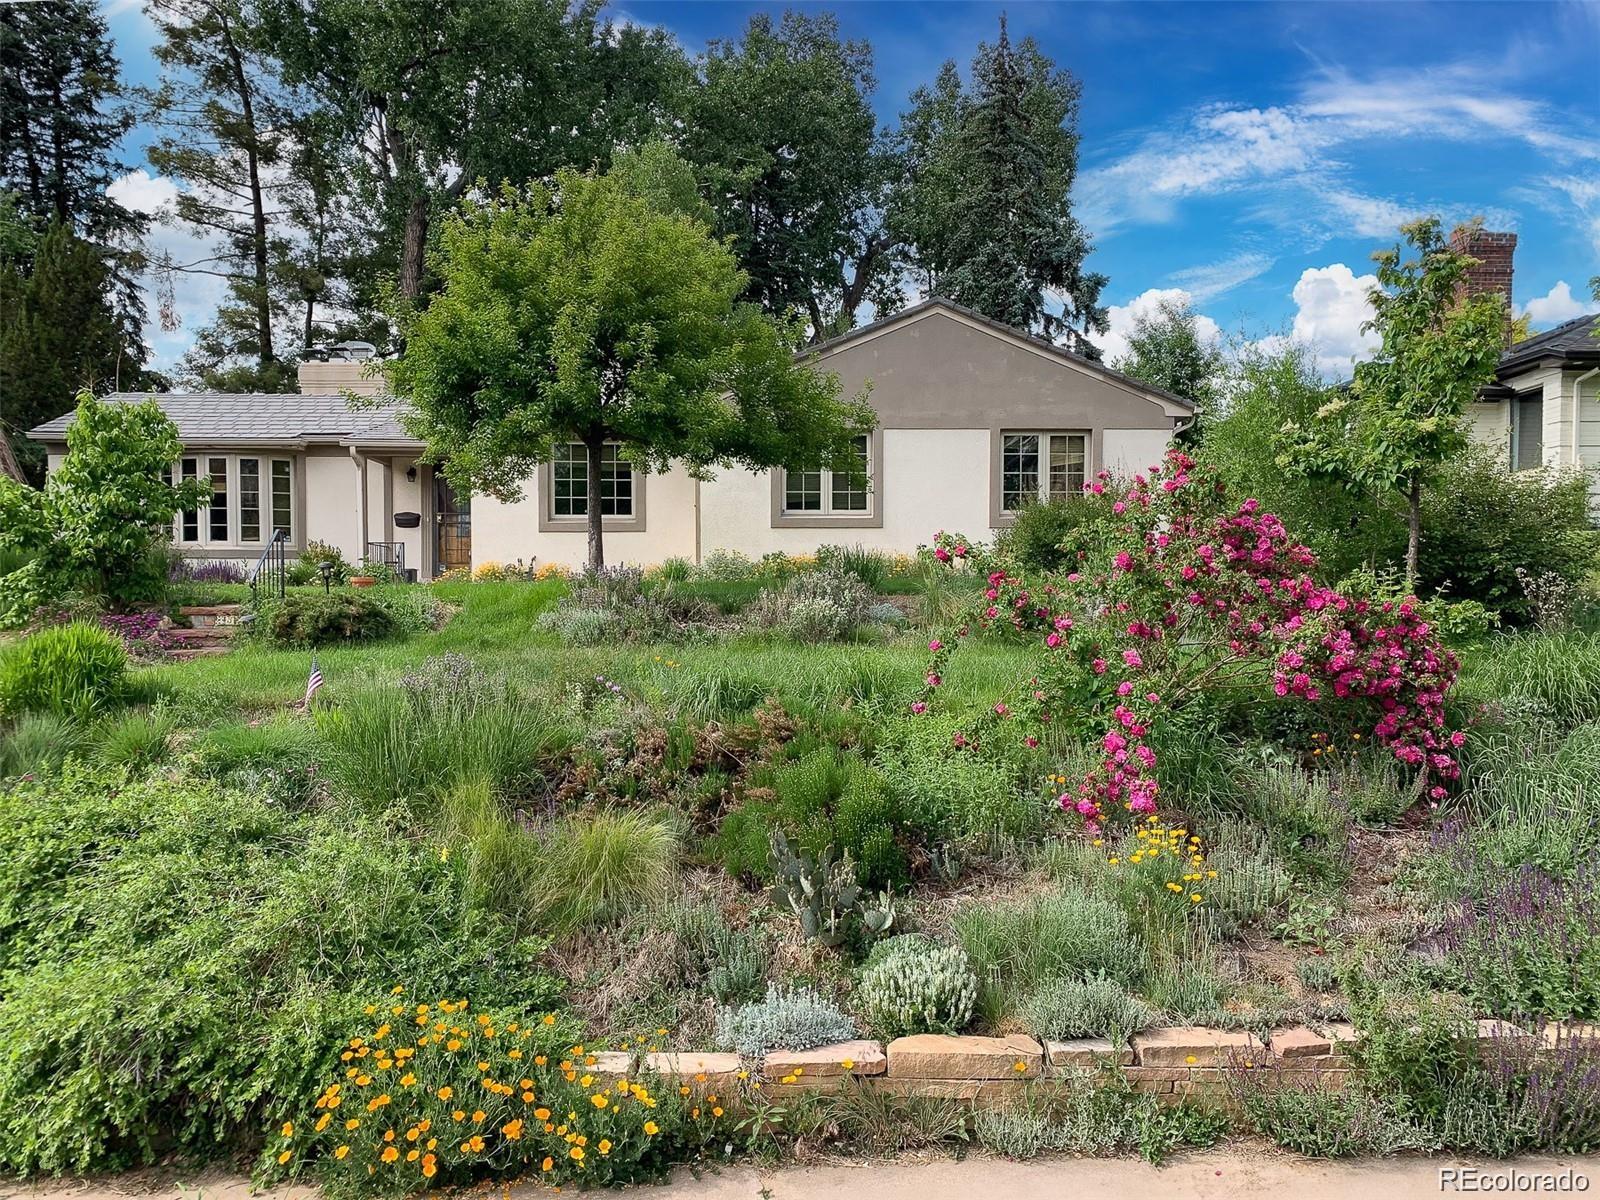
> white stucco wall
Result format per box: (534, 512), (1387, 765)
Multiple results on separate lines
(1102, 429), (1175, 478)
(302, 451), (362, 561)
(700, 427), (991, 558)
(472, 465), (700, 570)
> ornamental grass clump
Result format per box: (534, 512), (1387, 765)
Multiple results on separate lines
(857, 935), (977, 1038)
(713, 983), (857, 1059)
(271, 994), (710, 1191)
(0, 620), (127, 720)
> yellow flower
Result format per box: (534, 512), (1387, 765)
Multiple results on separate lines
(542, 1014), (557, 1025)
(280, 1121), (294, 1138)
(345, 1118), (360, 1131)
(541, 1157), (554, 1172)
(712, 1106), (724, 1118)
(535, 1107), (551, 1120)
(471, 1109), (486, 1123)
(1185, 1055), (1198, 1064)
(598, 1139), (612, 1155)
(840, 1059), (855, 1070)
(334, 1145), (350, 1160)
(276, 1151), (291, 1165)
(643, 1121), (659, 1136)
(1013, 1060), (1027, 1073)
(436, 1086), (453, 1101)
(380, 1146), (399, 1164)
(570, 1146), (585, 1162)
(591, 1093), (608, 1109)
(399, 1073), (416, 1087)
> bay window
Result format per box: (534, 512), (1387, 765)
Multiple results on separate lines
(172, 454), (294, 547)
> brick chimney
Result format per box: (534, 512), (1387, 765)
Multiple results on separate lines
(1449, 224), (1517, 303)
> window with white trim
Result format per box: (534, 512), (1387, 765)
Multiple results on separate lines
(172, 454), (293, 546)
(551, 442), (634, 518)
(1512, 392), (1543, 472)
(1001, 432), (1087, 511)
(783, 434), (871, 515)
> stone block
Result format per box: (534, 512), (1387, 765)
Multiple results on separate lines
(886, 1034), (1043, 1080)
(763, 1040), (885, 1081)
(1045, 1037), (1134, 1071)
(642, 1052), (741, 1090)
(1268, 1026), (1332, 1059)
(1132, 1027), (1263, 1068)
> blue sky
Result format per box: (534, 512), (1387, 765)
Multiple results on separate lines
(101, 0), (1600, 375)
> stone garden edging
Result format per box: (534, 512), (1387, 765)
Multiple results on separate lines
(587, 1021), (1596, 1111)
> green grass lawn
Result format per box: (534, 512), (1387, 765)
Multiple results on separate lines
(147, 579), (1030, 720)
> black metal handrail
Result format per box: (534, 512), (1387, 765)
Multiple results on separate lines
(365, 540), (406, 578)
(249, 528), (289, 601)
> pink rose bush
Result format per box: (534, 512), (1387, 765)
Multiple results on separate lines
(920, 449), (1461, 834)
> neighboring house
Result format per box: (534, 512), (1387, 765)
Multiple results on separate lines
(29, 300), (1195, 574)
(1458, 228), (1600, 506)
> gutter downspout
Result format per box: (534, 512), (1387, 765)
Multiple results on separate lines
(1575, 367), (1600, 474)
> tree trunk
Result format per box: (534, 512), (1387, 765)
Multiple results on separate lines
(398, 190), (429, 301)
(219, 10), (274, 366)
(1405, 471), (1421, 590)
(585, 436), (605, 573)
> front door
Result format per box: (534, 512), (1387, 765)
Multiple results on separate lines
(433, 475), (471, 575)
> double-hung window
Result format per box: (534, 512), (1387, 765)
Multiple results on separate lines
(782, 434), (871, 516)
(551, 442), (635, 518)
(1001, 432), (1087, 511)
(173, 454), (293, 546)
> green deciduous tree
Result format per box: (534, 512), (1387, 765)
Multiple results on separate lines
(387, 145), (874, 571)
(261, 0), (687, 308)
(0, 391), (207, 622)
(1111, 296), (1226, 433)
(1275, 218), (1508, 586)
(892, 16), (1106, 354)
(684, 12), (900, 340)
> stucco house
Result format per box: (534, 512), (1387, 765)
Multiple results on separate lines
(1455, 228), (1600, 503)
(28, 300), (1196, 575)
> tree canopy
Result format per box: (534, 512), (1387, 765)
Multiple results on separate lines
(1276, 218), (1507, 584)
(892, 16), (1107, 354)
(387, 145), (874, 570)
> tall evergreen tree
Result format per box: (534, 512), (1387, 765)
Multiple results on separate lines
(0, 0), (151, 477)
(0, 0), (143, 249)
(684, 12), (900, 341)
(0, 224), (145, 482)
(893, 16), (1107, 355)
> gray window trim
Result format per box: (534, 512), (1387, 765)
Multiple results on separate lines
(770, 427), (884, 529)
(537, 442), (647, 533)
(989, 428), (1100, 529)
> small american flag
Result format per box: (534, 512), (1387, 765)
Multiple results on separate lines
(304, 654), (325, 707)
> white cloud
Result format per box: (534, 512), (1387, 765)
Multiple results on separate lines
(1079, 57), (1600, 244)
(1264, 263), (1380, 377)
(1521, 280), (1600, 326)
(1166, 251), (1273, 301)
(1091, 287), (1223, 366)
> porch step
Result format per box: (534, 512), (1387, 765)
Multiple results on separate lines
(179, 604), (247, 631)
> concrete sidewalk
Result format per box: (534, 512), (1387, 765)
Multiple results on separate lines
(7, 1150), (1597, 1200)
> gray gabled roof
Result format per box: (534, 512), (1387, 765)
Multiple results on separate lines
(27, 391), (420, 449)
(1497, 313), (1600, 378)
(803, 297), (1197, 412)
